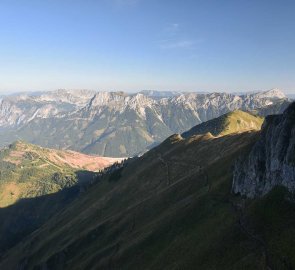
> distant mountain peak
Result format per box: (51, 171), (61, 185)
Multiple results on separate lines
(139, 90), (182, 99)
(253, 88), (286, 99)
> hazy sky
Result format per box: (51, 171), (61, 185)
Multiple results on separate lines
(0, 0), (294, 93)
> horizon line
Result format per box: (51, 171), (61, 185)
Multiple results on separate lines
(0, 87), (290, 96)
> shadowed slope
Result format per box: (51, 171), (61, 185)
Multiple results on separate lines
(0, 141), (121, 256)
(0, 186), (82, 256)
(0, 130), (263, 269)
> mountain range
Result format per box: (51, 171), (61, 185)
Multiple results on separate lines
(0, 88), (290, 157)
(1, 102), (295, 269)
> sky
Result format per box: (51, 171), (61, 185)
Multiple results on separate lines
(0, 0), (294, 94)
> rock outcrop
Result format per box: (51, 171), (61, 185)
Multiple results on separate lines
(232, 102), (295, 198)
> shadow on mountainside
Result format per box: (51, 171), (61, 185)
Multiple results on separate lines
(2, 131), (295, 269)
(0, 170), (97, 257)
(0, 131), (270, 270)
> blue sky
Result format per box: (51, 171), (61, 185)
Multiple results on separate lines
(0, 0), (294, 93)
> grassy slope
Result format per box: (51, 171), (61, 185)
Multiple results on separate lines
(182, 110), (264, 138)
(0, 130), (271, 270)
(244, 187), (295, 269)
(0, 141), (77, 207)
(0, 141), (113, 255)
(0, 140), (120, 207)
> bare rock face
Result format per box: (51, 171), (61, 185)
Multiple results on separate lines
(232, 102), (295, 198)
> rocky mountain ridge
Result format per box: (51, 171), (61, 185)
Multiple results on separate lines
(0, 88), (287, 128)
(0, 89), (290, 156)
(0, 89), (96, 128)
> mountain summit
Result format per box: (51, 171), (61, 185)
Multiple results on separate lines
(251, 88), (286, 99)
(182, 110), (264, 138)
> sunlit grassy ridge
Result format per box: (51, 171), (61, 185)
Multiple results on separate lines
(182, 110), (264, 138)
(0, 141), (77, 207)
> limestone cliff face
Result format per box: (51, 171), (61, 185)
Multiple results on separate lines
(232, 102), (295, 198)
